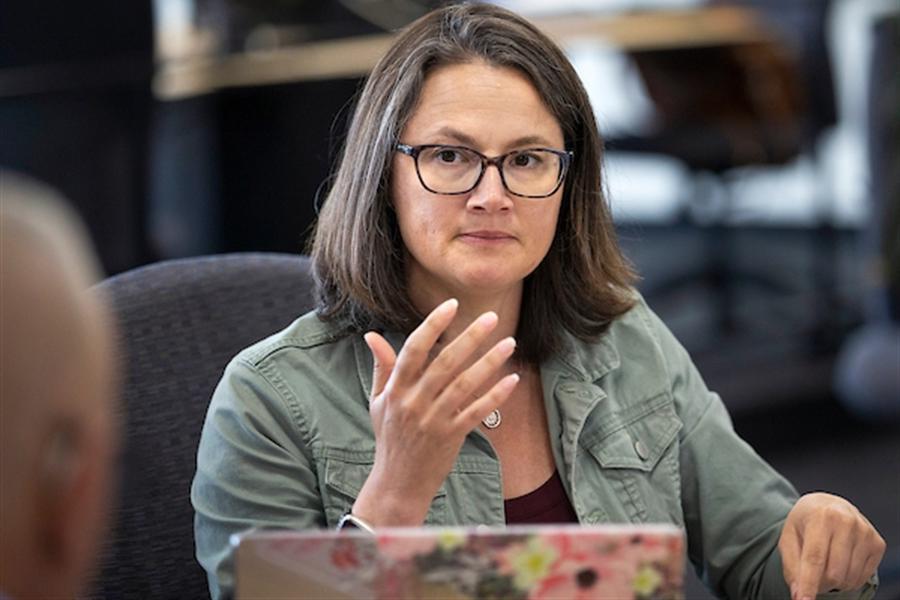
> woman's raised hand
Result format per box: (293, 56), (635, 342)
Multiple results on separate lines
(351, 298), (519, 527)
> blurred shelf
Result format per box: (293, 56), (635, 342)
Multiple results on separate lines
(153, 5), (771, 100)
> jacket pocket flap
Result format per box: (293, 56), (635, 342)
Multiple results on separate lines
(584, 398), (681, 472)
(324, 457), (448, 501)
(324, 459), (372, 499)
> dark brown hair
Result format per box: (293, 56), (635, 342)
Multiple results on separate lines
(310, 2), (636, 363)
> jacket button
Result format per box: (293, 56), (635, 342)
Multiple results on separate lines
(634, 439), (649, 461)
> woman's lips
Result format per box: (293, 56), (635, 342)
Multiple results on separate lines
(458, 230), (516, 245)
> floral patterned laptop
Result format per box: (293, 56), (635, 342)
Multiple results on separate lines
(234, 524), (685, 599)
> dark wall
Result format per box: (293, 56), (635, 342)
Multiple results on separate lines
(216, 77), (362, 255)
(0, 2), (155, 275)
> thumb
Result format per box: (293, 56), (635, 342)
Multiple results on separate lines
(363, 332), (396, 398)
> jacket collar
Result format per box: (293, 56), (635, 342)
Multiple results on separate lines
(538, 328), (621, 496)
(546, 326), (621, 383)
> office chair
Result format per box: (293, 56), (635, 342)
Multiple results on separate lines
(88, 253), (315, 599)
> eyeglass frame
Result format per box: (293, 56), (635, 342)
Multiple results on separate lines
(395, 143), (574, 199)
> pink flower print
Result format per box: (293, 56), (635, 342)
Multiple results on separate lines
(330, 538), (361, 570)
(529, 561), (636, 599)
(377, 534), (439, 562)
(525, 532), (682, 599)
(632, 564), (664, 598)
(498, 536), (562, 592)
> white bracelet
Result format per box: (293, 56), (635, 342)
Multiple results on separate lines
(336, 512), (376, 534)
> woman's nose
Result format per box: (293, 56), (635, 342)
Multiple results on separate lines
(465, 164), (513, 212)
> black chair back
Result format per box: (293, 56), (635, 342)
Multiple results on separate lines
(88, 253), (315, 599)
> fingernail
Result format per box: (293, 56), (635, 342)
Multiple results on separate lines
(477, 311), (498, 328)
(497, 337), (516, 353)
(441, 298), (459, 312)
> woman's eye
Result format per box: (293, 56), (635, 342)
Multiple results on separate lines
(511, 153), (539, 167)
(438, 150), (459, 163)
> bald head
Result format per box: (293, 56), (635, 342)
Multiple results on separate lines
(0, 172), (119, 598)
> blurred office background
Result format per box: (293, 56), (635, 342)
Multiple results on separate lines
(1, 0), (897, 598)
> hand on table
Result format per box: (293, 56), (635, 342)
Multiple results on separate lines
(352, 298), (519, 526)
(780, 492), (885, 600)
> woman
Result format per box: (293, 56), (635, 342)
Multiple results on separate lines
(192, 4), (884, 599)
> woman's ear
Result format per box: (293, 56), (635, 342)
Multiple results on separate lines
(35, 424), (81, 565)
(33, 417), (117, 596)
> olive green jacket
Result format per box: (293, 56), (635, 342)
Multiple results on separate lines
(192, 297), (875, 600)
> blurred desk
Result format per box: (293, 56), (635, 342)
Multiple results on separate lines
(154, 5), (773, 100)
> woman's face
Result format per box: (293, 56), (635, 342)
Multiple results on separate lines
(392, 61), (565, 304)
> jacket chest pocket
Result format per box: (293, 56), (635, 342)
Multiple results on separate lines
(582, 396), (684, 525)
(321, 454), (448, 528)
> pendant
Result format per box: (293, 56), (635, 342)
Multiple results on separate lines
(482, 409), (502, 429)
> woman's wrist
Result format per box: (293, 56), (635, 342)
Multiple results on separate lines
(352, 472), (432, 527)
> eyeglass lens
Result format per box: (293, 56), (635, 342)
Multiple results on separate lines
(416, 146), (564, 197)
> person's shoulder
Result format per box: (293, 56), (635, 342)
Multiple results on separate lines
(556, 289), (670, 383)
(234, 309), (356, 370)
(602, 289), (668, 352)
(569, 289), (689, 375)
(206, 309), (369, 432)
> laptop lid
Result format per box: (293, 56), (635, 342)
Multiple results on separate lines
(234, 523), (685, 599)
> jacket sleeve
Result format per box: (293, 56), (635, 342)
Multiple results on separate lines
(191, 357), (324, 600)
(640, 304), (876, 600)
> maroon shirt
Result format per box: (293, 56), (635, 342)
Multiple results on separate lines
(504, 470), (579, 524)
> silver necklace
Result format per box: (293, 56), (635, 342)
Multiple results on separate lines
(475, 362), (528, 430)
(482, 409), (502, 429)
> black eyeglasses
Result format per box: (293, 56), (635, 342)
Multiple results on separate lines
(395, 143), (573, 199)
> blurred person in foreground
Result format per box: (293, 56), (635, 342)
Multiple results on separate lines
(192, 4), (885, 600)
(0, 173), (119, 599)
